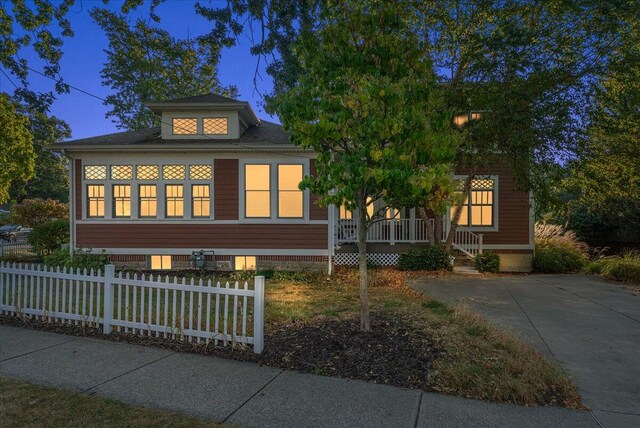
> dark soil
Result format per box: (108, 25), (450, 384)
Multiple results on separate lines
(1, 313), (439, 391)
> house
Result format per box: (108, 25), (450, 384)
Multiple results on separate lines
(55, 94), (534, 272)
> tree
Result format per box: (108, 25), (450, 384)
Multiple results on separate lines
(9, 198), (68, 228)
(91, 8), (238, 130)
(273, 0), (457, 331)
(0, 93), (35, 204)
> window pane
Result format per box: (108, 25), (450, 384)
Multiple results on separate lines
(246, 191), (270, 217)
(163, 165), (186, 180)
(339, 205), (353, 219)
(245, 165), (270, 190)
(84, 165), (107, 180)
(278, 164), (303, 190)
(166, 185), (184, 217)
(111, 165), (132, 180)
(481, 206), (493, 226)
(137, 165), (159, 180)
(192, 185), (210, 217)
(278, 192), (303, 218)
(113, 185), (131, 217)
(471, 205), (482, 226)
(203, 117), (228, 135)
(172, 118), (197, 135)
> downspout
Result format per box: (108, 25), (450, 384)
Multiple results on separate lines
(66, 151), (75, 255)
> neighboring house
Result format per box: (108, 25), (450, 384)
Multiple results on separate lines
(54, 94), (534, 272)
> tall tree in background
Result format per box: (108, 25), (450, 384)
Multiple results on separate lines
(561, 9), (640, 244)
(274, 0), (457, 331)
(0, 93), (35, 204)
(91, 8), (238, 130)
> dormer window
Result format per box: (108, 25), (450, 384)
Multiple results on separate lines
(172, 118), (197, 135)
(203, 117), (228, 135)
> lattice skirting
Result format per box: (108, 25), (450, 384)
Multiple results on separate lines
(334, 253), (400, 266)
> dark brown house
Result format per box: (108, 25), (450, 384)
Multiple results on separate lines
(55, 94), (534, 272)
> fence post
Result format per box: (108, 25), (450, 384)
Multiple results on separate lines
(253, 275), (265, 354)
(103, 264), (115, 335)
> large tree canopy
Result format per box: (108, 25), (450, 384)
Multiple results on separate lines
(0, 93), (35, 204)
(273, 0), (458, 330)
(91, 8), (238, 130)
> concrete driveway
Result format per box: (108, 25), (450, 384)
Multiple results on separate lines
(410, 274), (640, 426)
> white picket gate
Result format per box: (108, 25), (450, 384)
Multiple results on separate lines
(0, 262), (265, 353)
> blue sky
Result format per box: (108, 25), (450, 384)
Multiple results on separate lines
(0, 0), (274, 139)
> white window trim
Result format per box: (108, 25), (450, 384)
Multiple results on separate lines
(446, 174), (499, 232)
(239, 159), (310, 223)
(81, 161), (214, 221)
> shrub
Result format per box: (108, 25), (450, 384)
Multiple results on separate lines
(585, 250), (640, 284)
(28, 220), (69, 255)
(44, 248), (110, 271)
(475, 253), (500, 273)
(398, 245), (450, 271)
(9, 198), (68, 228)
(533, 223), (589, 273)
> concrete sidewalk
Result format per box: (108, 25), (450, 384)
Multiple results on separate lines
(0, 326), (598, 427)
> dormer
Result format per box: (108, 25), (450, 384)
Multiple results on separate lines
(146, 94), (261, 140)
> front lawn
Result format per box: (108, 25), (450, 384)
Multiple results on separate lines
(0, 376), (222, 427)
(0, 266), (582, 409)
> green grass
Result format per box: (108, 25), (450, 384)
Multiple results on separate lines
(0, 376), (225, 427)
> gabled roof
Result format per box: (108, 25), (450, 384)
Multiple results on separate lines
(53, 120), (301, 152)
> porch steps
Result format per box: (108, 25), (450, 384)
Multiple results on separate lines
(453, 265), (481, 275)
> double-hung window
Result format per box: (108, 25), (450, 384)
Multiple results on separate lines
(453, 177), (496, 227)
(112, 185), (131, 217)
(139, 185), (157, 217)
(165, 185), (184, 218)
(277, 165), (303, 218)
(192, 185), (210, 217)
(87, 185), (105, 218)
(244, 164), (271, 218)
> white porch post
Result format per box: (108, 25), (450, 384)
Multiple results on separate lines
(409, 208), (416, 243)
(327, 205), (336, 275)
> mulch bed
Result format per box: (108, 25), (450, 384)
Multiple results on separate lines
(0, 313), (440, 391)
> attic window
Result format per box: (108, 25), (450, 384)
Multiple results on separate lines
(203, 117), (228, 135)
(172, 118), (197, 135)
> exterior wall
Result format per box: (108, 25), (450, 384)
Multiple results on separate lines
(214, 159), (239, 220)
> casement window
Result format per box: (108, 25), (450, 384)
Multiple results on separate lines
(139, 185), (157, 217)
(172, 118), (197, 135)
(277, 164), (303, 218)
(203, 117), (228, 135)
(244, 164), (271, 218)
(192, 185), (210, 217)
(453, 177), (496, 227)
(150, 255), (171, 270)
(87, 185), (105, 218)
(112, 185), (131, 217)
(165, 185), (184, 217)
(235, 256), (256, 271)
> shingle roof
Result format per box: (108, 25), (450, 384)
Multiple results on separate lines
(154, 93), (243, 104)
(54, 121), (296, 150)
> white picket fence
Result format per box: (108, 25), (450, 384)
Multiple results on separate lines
(0, 262), (265, 353)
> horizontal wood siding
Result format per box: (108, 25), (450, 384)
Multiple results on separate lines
(456, 163), (531, 245)
(75, 159), (82, 220)
(309, 159), (328, 221)
(76, 223), (328, 249)
(214, 159), (239, 220)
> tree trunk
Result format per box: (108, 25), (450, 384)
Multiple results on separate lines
(358, 196), (371, 332)
(445, 174), (474, 253)
(417, 207), (435, 246)
(434, 213), (444, 244)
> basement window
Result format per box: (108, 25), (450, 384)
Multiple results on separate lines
(150, 255), (172, 270)
(235, 256), (256, 271)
